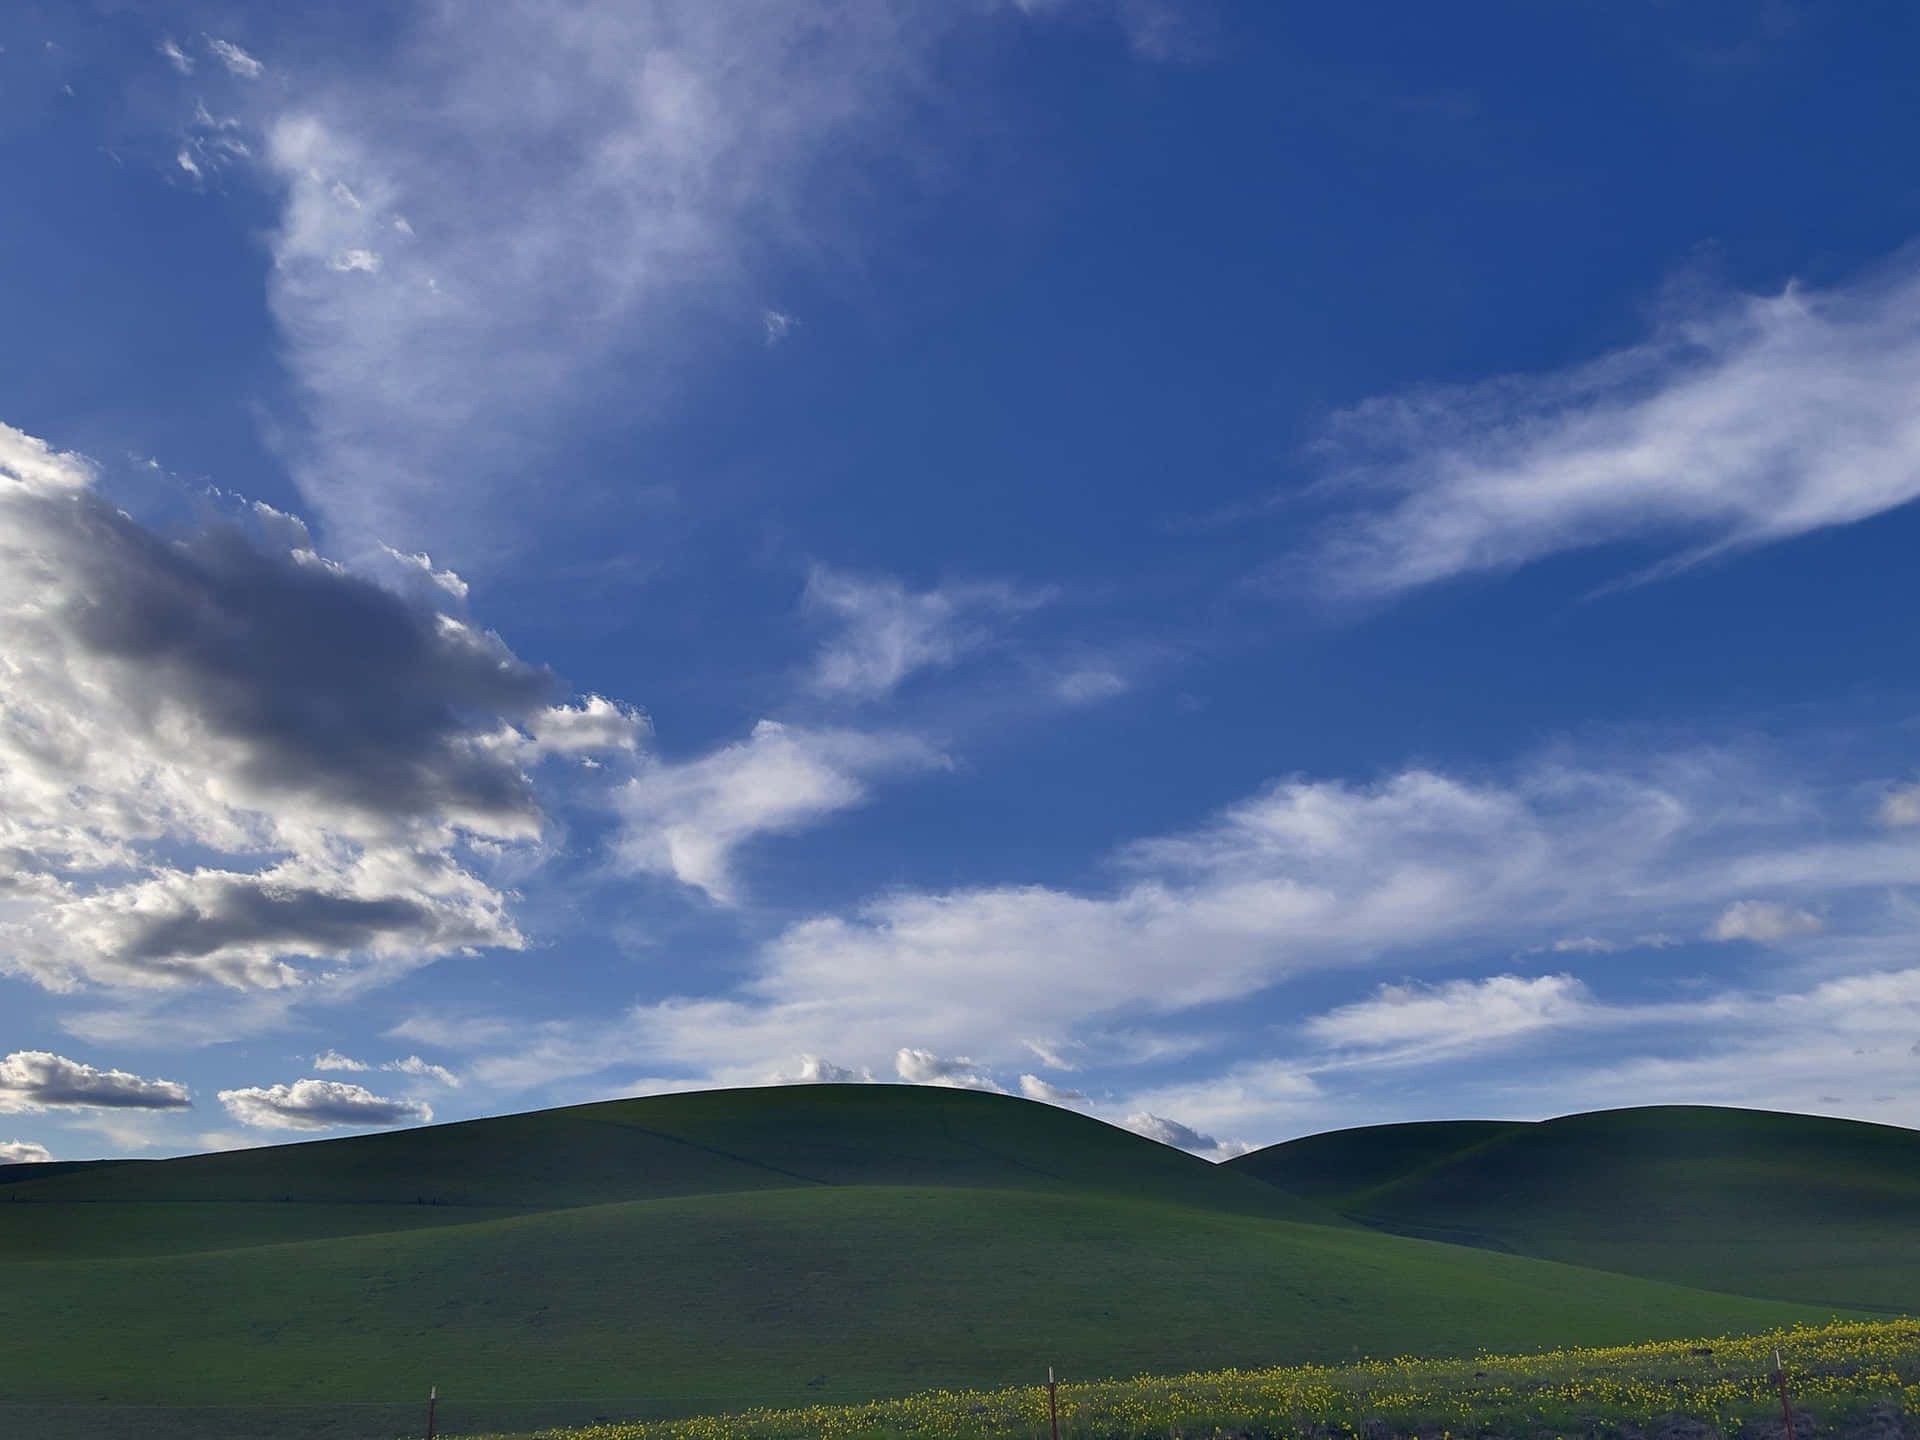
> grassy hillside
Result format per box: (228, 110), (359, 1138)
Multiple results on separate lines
(0, 1090), (1870, 1438)
(1227, 1105), (1920, 1313)
(1228, 1119), (1522, 1206)
(0, 1186), (1842, 1416)
(494, 1317), (1920, 1440)
(1, 1083), (1324, 1227)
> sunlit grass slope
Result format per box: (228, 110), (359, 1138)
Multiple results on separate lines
(0, 1186), (1843, 1416)
(1227, 1105), (1920, 1313)
(500, 1318), (1920, 1440)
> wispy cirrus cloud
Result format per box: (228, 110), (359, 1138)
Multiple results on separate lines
(449, 737), (1920, 1129)
(205, 37), (264, 80)
(1304, 973), (1595, 1062)
(614, 719), (944, 902)
(243, 6), (957, 558)
(804, 567), (1052, 702)
(1310, 253), (1920, 598)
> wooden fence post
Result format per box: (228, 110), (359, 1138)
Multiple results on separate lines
(426, 1384), (438, 1440)
(1774, 1351), (1795, 1440)
(1049, 1365), (1059, 1440)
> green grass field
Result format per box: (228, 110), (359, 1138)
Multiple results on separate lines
(0, 1089), (1911, 1440)
(483, 1318), (1920, 1440)
(1227, 1105), (1920, 1313)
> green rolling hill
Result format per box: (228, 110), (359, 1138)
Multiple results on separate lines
(0, 1089), (1876, 1438)
(1227, 1104), (1920, 1314)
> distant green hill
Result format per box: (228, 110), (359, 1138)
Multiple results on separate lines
(0, 1083), (1324, 1247)
(1227, 1104), (1920, 1314)
(0, 1090), (1870, 1438)
(1229, 1119), (1523, 1206)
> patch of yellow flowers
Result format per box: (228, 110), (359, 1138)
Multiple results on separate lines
(498, 1319), (1920, 1440)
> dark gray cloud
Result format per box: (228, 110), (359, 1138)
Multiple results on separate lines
(0, 422), (644, 992)
(217, 1077), (432, 1130)
(44, 489), (557, 830)
(0, 1051), (191, 1112)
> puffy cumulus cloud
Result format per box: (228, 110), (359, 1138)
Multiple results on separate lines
(1305, 974), (1593, 1061)
(378, 546), (468, 600)
(1710, 900), (1824, 943)
(769, 1054), (874, 1084)
(894, 1048), (1004, 1092)
(0, 1051), (190, 1112)
(218, 1078), (431, 1130)
(1018, 1074), (1088, 1105)
(614, 720), (942, 902)
(1114, 1063), (1323, 1152)
(1311, 254), (1920, 599)
(311, 1050), (369, 1071)
(0, 422), (639, 993)
(0, 1140), (52, 1164)
(1123, 1111), (1249, 1158)
(804, 567), (1051, 701)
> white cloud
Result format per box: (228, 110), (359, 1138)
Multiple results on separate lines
(894, 1048), (1004, 1092)
(1709, 899), (1824, 942)
(1018, 1074), (1088, 1104)
(763, 308), (798, 345)
(614, 719), (942, 902)
(378, 545), (468, 599)
(382, 1054), (460, 1087)
(1312, 255), (1920, 598)
(0, 1140), (52, 1164)
(523, 696), (650, 757)
(158, 37), (192, 74)
(205, 36), (263, 79)
(0, 422), (636, 993)
(1123, 1111), (1249, 1158)
(244, 7), (1002, 559)
(1305, 973), (1592, 1060)
(218, 1078), (431, 1130)
(1052, 667), (1130, 705)
(175, 101), (250, 187)
(769, 1054), (874, 1083)
(311, 1049), (370, 1072)
(0, 1051), (190, 1112)
(328, 248), (381, 274)
(1880, 783), (1920, 827)
(804, 567), (1050, 701)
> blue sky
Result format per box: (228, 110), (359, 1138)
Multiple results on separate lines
(5, 0), (1920, 1162)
